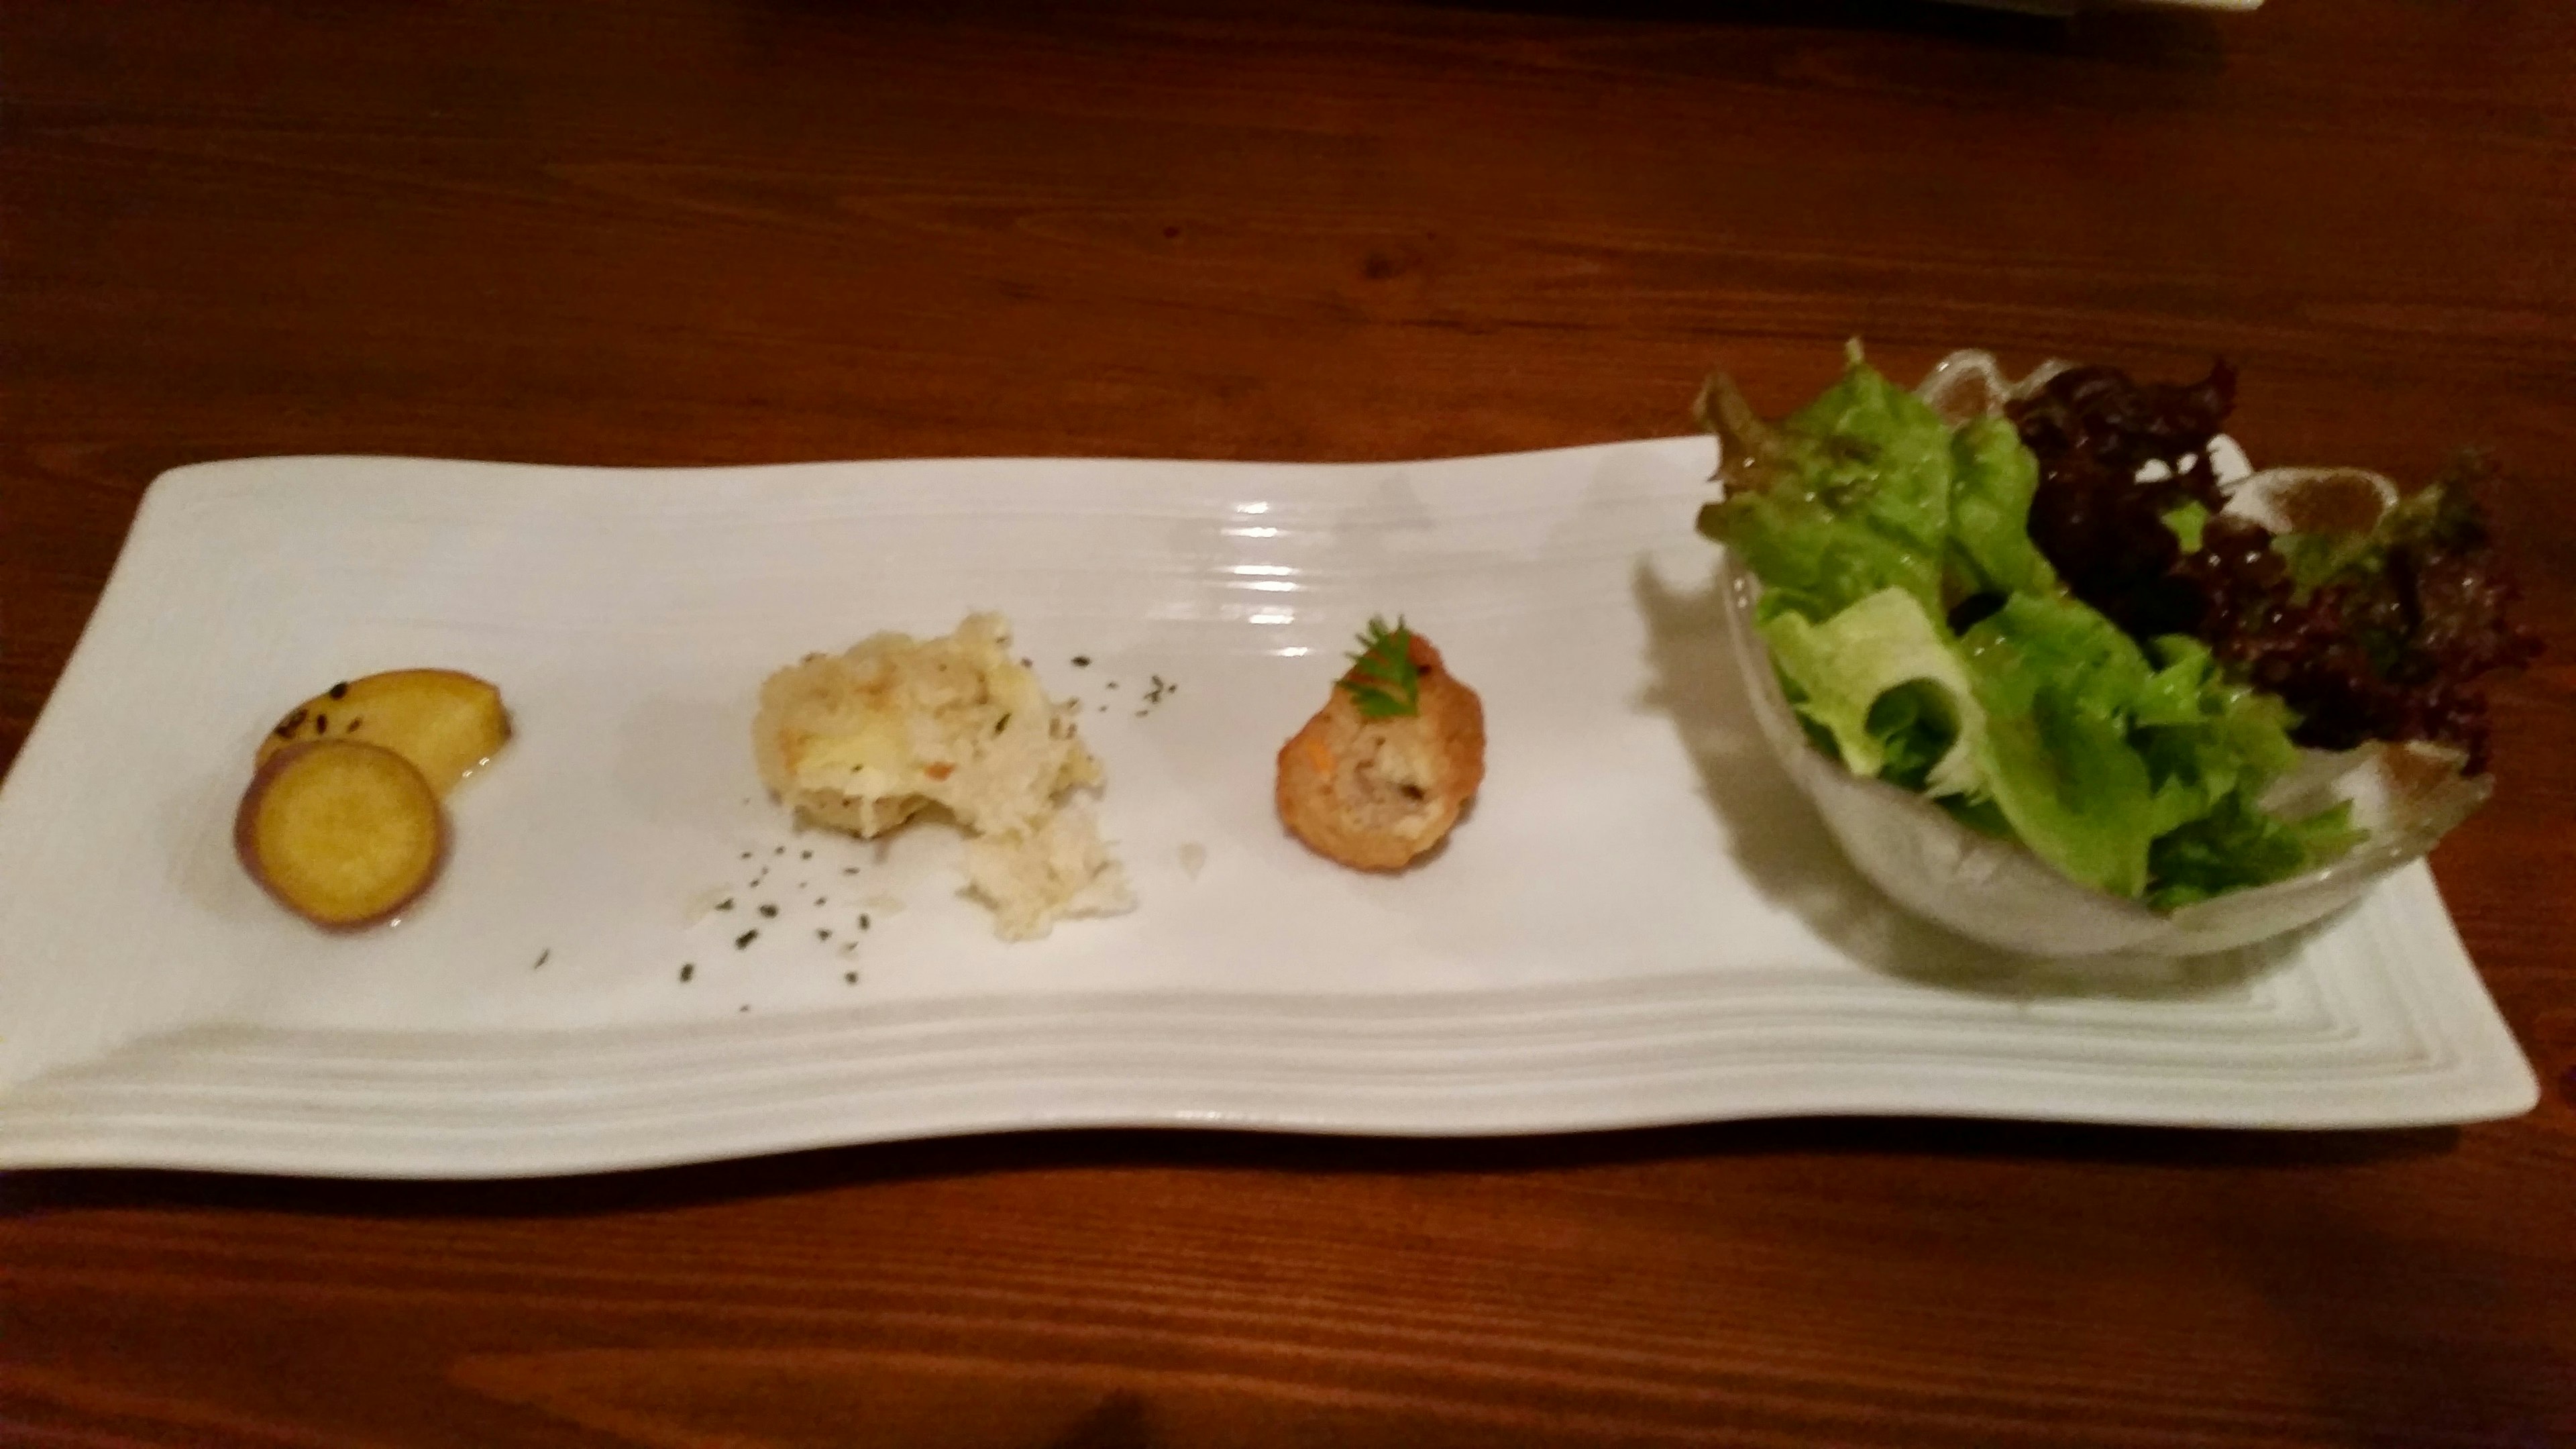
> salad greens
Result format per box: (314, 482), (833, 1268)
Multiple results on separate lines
(1698, 345), (2356, 908)
(2010, 364), (2534, 773)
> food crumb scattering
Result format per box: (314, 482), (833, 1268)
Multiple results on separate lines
(753, 612), (1132, 940)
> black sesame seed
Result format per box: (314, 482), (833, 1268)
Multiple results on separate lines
(859, 914), (871, 930)
(716, 898), (735, 911)
(533, 949), (549, 970)
(328, 682), (350, 700)
(680, 963), (695, 982)
(844, 971), (858, 984)
(736, 930), (758, 949)
(801, 850), (812, 860)
(816, 928), (831, 941)
(1072, 655), (1091, 667)
(315, 713), (329, 733)
(757, 904), (778, 918)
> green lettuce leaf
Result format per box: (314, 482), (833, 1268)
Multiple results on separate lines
(2132, 637), (2301, 822)
(2271, 529), (2371, 594)
(1957, 594), (2161, 898)
(1699, 354), (2062, 621)
(2160, 499), (2209, 554)
(1710, 488), (1943, 627)
(2146, 797), (2363, 910)
(1696, 351), (1957, 623)
(1948, 415), (2059, 598)
(1776, 354), (1959, 564)
(1758, 587), (1984, 796)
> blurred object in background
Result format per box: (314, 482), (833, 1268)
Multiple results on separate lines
(1946, 0), (2257, 14)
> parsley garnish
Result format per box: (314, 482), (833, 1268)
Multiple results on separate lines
(1337, 616), (1421, 718)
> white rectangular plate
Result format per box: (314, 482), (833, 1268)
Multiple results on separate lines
(0, 441), (2532, 1177)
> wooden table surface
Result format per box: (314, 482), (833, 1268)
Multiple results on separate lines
(5, 2), (2573, 1444)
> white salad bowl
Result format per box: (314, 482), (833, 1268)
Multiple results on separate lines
(1719, 553), (2490, 957)
(1713, 339), (2500, 961)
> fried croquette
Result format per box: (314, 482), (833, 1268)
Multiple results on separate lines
(1275, 622), (1484, 871)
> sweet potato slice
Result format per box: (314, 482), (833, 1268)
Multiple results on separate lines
(258, 669), (509, 794)
(235, 740), (447, 929)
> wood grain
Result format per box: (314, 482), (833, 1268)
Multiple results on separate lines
(4, 1), (2573, 1444)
